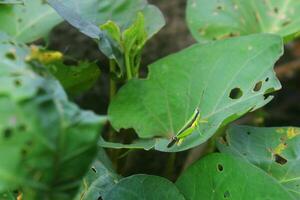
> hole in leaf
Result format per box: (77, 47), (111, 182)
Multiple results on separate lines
(216, 5), (224, 10)
(5, 52), (16, 60)
(21, 148), (27, 157)
(263, 93), (271, 100)
(14, 79), (22, 87)
(274, 154), (287, 165)
(282, 20), (291, 27)
(3, 128), (12, 138)
(224, 190), (230, 198)
(253, 81), (262, 92)
(247, 131), (251, 135)
(229, 88), (243, 99)
(26, 140), (33, 146)
(265, 77), (269, 82)
(18, 124), (27, 132)
(217, 164), (224, 172)
(91, 166), (97, 173)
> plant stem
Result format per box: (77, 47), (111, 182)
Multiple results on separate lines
(108, 59), (117, 144)
(109, 59), (117, 101)
(108, 59), (118, 164)
(164, 153), (176, 180)
(125, 53), (133, 80)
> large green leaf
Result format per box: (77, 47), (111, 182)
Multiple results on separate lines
(0, 35), (106, 199)
(108, 34), (282, 152)
(186, 0), (300, 43)
(102, 174), (185, 200)
(217, 125), (300, 199)
(176, 153), (295, 200)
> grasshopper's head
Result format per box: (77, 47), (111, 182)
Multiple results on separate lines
(167, 136), (178, 148)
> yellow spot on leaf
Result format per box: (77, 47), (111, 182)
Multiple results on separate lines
(276, 128), (285, 134)
(273, 143), (287, 155)
(287, 127), (300, 139)
(26, 45), (63, 64)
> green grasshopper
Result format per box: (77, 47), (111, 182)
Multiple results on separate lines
(167, 108), (207, 148)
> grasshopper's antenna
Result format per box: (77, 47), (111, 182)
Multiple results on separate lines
(197, 88), (206, 109)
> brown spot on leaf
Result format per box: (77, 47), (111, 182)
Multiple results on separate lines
(253, 81), (263, 92)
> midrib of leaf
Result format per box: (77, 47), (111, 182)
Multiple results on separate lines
(250, 0), (267, 32)
(194, 52), (225, 117)
(140, 96), (170, 134)
(288, 189), (300, 196)
(156, 78), (175, 134)
(14, 8), (59, 38)
(0, 168), (49, 191)
(229, 0), (260, 33)
(280, 176), (300, 184)
(52, 98), (67, 191)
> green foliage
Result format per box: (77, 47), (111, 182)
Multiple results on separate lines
(48, 0), (165, 79)
(0, 35), (105, 199)
(218, 125), (300, 199)
(103, 174), (185, 200)
(108, 34), (282, 152)
(1, 0), (300, 199)
(186, 0), (300, 43)
(176, 153), (295, 200)
(100, 12), (147, 78)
